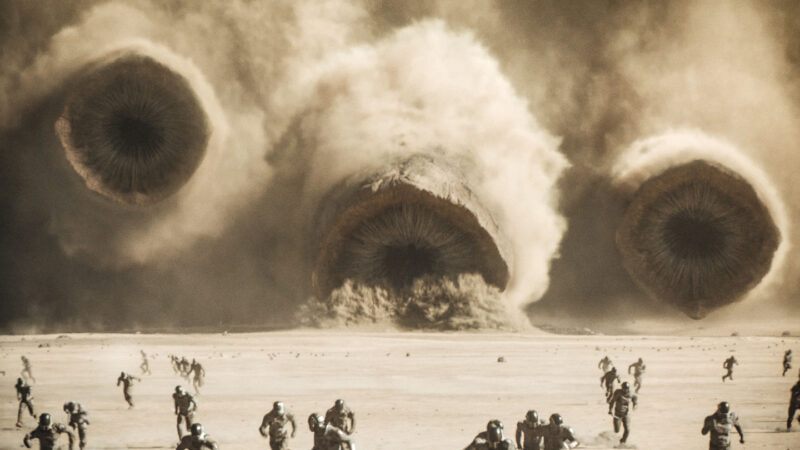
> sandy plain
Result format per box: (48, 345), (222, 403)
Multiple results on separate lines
(0, 331), (798, 450)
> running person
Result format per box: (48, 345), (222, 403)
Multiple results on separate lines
(608, 381), (638, 445)
(63, 402), (89, 449)
(600, 367), (621, 402)
(515, 410), (544, 450)
(173, 385), (198, 440)
(783, 350), (792, 377)
(787, 377), (800, 429)
(140, 350), (151, 375)
(309, 413), (355, 450)
(259, 401), (297, 450)
(21, 355), (36, 384)
(16, 378), (36, 427)
(598, 356), (613, 373)
(116, 372), (140, 408)
(702, 402), (744, 449)
(177, 423), (218, 450)
(628, 358), (646, 393)
(541, 414), (578, 450)
(722, 356), (738, 382)
(325, 399), (356, 434)
(23, 413), (75, 450)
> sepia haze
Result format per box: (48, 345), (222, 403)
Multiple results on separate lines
(0, 0), (798, 333)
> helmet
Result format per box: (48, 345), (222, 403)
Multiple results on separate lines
(549, 413), (563, 426)
(16, 378), (23, 386)
(486, 420), (504, 442)
(175, 385), (185, 394)
(120, 371), (125, 377)
(190, 423), (204, 436)
(525, 410), (539, 423)
(638, 357), (643, 363)
(308, 413), (324, 432)
(621, 382), (630, 391)
(63, 401), (75, 412)
(334, 399), (345, 410)
(273, 401), (285, 414)
(39, 413), (52, 427)
(717, 402), (730, 414)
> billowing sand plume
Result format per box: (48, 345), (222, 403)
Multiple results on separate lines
(290, 21), (566, 328)
(613, 131), (788, 318)
(55, 51), (210, 206)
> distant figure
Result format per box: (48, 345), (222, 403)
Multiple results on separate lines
(16, 377), (36, 427)
(116, 372), (140, 408)
(787, 377), (800, 429)
(173, 385), (198, 440)
(702, 402), (744, 448)
(608, 382), (638, 445)
(63, 402), (89, 449)
(170, 355), (181, 374)
(598, 356), (613, 373)
(515, 410), (544, 450)
(600, 367), (621, 402)
(783, 350), (792, 377)
(325, 399), (356, 435)
(259, 401), (297, 450)
(180, 357), (191, 379)
(309, 412), (355, 450)
(722, 356), (738, 382)
(177, 423), (218, 450)
(541, 414), (578, 450)
(23, 413), (75, 450)
(190, 359), (205, 394)
(140, 350), (151, 375)
(628, 358), (646, 393)
(465, 419), (516, 450)
(21, 355), (35, 384)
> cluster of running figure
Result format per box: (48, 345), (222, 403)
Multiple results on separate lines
(11, 349), (800, 449)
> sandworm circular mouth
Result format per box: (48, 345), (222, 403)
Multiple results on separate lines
(313, 156), (510, 299)
(616, 160), (780, 318)
(55, 53), (210, 206)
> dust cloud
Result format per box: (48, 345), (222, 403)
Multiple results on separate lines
(1, 0), (799, 332)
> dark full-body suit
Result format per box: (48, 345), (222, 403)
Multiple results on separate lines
(515, 418), (543, 450)
(176, 432), (217, 450)
(598, 356), (613, 373)
(24, 422), (74, 450)
(65, 404), (89, 449)
(314, 424), (354, 450)
(722, 356), (738, 382)
(608, 387), (638, 444)
(325, 403), (356, 435)
(541, 423), (577, 450)
(465, 421), (516, 450)
(783, 350), (792, 377)
(16, 380), (36, 426)
(174, 391), (198, 440)
(600, 368), (621, 402)
(116, 373), (140, 407)
(702, 409), (744, 450)
(259, 408), (297, 450)
(787, 379), (800, 429)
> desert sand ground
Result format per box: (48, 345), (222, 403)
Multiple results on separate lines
(0, 331), (798, 449)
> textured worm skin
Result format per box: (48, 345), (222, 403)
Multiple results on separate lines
(55, 53), (209, 206)
(313, 155), (510, 299)
(616, 160), (780, 318)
